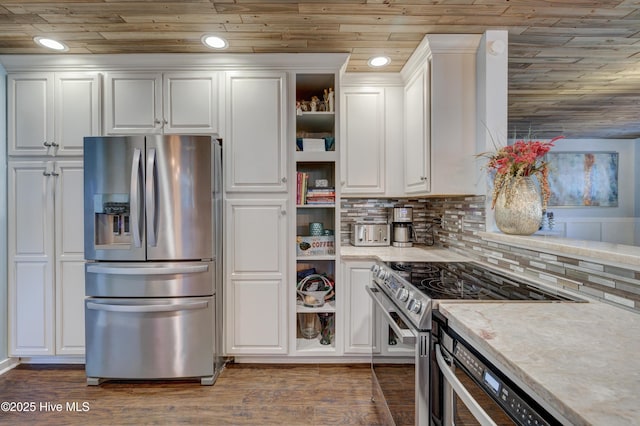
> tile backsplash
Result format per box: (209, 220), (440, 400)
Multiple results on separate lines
(341, 196), (640, 311)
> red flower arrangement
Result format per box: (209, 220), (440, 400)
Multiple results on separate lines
(479, 136), (564, 209)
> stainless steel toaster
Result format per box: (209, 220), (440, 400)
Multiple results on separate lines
(350, 223), (390, 247)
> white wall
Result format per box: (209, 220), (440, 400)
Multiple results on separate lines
(476, 30), (508, 232)
(0, 63), (7, 361)
(545, 138), (638, 245)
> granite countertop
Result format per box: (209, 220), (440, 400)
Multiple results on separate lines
(340, 244), (470, 262)
(438, 301), (640, 425)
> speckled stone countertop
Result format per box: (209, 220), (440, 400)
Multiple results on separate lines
(438, 301), (640, 425)
(340, 244), (470, 262)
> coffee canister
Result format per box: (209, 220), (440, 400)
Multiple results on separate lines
(309, 222), (324, 236)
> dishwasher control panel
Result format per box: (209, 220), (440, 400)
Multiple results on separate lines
(454, 343), (553, 426)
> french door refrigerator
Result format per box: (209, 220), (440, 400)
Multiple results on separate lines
(83, 135), (222, 385)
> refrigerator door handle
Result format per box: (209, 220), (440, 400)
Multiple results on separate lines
(86, 300), (209, 313)
(86, 264), (209, 276)
(146, 147), (157, 247)
(130, 148), (143, 248)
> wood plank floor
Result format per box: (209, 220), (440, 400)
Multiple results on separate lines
(0, 362), (384, 425)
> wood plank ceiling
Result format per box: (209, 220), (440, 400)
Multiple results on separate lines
(0, 0), (639, 140)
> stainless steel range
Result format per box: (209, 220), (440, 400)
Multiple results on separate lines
(367, 260), (577, 425)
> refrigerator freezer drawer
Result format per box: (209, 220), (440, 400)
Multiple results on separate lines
(85, 296), (214, 382)
(85, 261), (214, 297)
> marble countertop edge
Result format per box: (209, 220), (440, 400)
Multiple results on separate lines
(478, 231), (640, 271)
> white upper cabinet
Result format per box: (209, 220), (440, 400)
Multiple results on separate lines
(401, 34), (482, 196)
(8, 72), (101, 156)
(403, 65), (430, 194)
(163, 72), (219, 134)
(340, 86), (385, 195)
(224, 71), (287, 193)
(104, 71), (219, 135)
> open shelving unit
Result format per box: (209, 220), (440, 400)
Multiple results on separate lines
(294, 73), (339, 354)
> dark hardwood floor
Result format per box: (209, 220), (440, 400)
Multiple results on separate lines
(0, 362), (384, 425)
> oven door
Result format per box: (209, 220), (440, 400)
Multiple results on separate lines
(367, 285), (429, 426)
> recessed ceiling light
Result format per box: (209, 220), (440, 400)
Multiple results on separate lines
(34, 36), (68, 52)
(368, 56), (391, 68)
(201, 35), (229, 50)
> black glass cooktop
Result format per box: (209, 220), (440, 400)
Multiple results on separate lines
(385, 261), (573, 301)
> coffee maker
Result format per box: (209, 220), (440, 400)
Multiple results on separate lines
(391, 207), (414, 247)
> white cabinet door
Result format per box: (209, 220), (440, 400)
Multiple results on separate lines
(54, 161), (85, 355)
(8, 161), (55, 356)
(7, 73), (54, 156)
(163, 72), (219, 134)
(54, 73), (101, 155)
(225, 72), (287, 193)
(8, 72), (101, 157)
(404, 65), (430, 193)
(225, 199), (288, 354)
(105, 72), (163, 134)
(8, 160), (86, 356)
(105, 72), (221, 135)
(343, 261), (378, 354)
(341, 87), (385, 195)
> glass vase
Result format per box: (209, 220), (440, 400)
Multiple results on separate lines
(494, 176), (543, 235)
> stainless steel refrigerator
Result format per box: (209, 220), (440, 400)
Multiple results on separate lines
(83, 135), (222, 385)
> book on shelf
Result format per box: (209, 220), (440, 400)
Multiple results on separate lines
(305, 187), (335, 204)
(296, 171), (309, 205)
(305, 198), (335, 205)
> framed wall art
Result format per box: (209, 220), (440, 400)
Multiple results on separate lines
(546, 151), (619, 207)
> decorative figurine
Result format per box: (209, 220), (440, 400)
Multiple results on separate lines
(310, 96), (320, 112)
(328, 88), (334, 112)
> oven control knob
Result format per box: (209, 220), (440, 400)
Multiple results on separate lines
(396, 287), (409, 302)
(377, 269), (388, 280)
(371, 264), (380, 274)
(408, 299), (423, 314)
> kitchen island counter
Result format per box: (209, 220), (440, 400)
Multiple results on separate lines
(438, 301), (640, 425)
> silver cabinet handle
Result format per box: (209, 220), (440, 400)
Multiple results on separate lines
(153, 118), (161, 125)
(435, 344), (498, 426)
(281, 177), (287, 183)
(420, 176), (427, 181)
(50, 171), (59, 177)
(43, 141), (52, 147)
(280, 210), (287, 216)
(86, 300), (208, 313)
(51, 142), (59, 147)
(43, 171), (51, 176)
(86, 264), (209, 275)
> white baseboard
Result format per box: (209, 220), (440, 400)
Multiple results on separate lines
(0, 357), (20, 375)
(232, 355), (371, 364)
(18, 356), (85, 364)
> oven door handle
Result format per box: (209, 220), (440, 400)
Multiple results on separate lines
(366, 286), (416, 345)
(435, 343), (498, 426)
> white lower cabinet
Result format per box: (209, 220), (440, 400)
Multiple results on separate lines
(342, 260), (379, 354)
(224, 199), (288, 355)
(8, 160), (85, 356)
